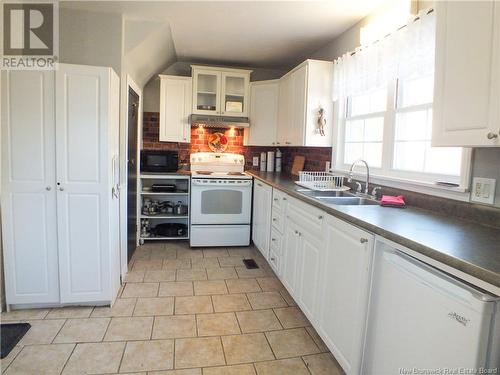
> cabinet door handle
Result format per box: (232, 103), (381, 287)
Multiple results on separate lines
(272, 218), (277, 222)
(46, 186), (52, 191)
(318, 215), (323, 220)
(360, 238), (368, 243)
(257, 183), (262, 187)
(274, 198), (278, 201)
(59, 187), (64, 191)
(276, 142), (281, 145)
(271, 257), (276, 261)
(487, 132), (498, 139)
(271, 238), (276, 242)
(282, 197), (287, 201)
(285, 141), (291, 145)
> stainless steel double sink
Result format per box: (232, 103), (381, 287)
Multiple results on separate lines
(297, 189), (380, 206)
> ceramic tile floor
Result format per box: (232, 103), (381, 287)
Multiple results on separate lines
(0, 242), (345, 375)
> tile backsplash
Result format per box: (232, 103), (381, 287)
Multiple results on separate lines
(142, 112), (332, 173)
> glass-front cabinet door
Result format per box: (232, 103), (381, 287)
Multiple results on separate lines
(192, 66), (251, 117)
(192, 68), (221, 115)
(221, 72), (250, 117)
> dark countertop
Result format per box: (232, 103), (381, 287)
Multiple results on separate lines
(248, 171), (500, 291)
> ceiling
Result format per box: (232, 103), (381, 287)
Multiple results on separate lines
(61, 1), (388, 69)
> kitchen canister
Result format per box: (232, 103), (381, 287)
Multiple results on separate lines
(267, 151), (275, 172)
(275, 148), (282, 172)
(260, 152), (267, 171)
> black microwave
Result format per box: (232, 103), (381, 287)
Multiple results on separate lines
(141, 150), (178, 173)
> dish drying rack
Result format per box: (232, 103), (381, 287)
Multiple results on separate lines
(295, 171), (350, 191)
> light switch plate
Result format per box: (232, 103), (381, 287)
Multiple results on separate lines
(471, 177), (496, 205)
(252, 156), (259, 167)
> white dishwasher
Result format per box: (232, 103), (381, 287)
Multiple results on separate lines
(362, 241), (500, 375)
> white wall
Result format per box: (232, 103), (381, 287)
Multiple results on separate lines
(310, 0), (431, 61)
(59, 8), (123, 74)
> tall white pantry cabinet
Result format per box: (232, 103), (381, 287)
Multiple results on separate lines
(1, 64), (121, 308)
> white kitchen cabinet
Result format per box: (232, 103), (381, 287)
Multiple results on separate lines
(281, 218), (302, 296)
(277, 60), (333, 147)
(284, 196), (324, 322)
(1, 64), (121, 308)
(317, 214), (374, 375)
(192, 65), (251, 117)
(1, 70), (60, 305)
(159, 75), (192, 143)
(252, 180), (273, 258)
(221, 71), (250, 117)
(245, 80), (279, 146)
(432, 0), (500, 147)
(277, 73), (293, 146)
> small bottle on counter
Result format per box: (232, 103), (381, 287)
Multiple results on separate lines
(267, 151), (275, 172)
(260, 152), (267, 171)
(275, 149), (282, 172)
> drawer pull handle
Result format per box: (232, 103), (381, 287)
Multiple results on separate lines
(274, 198), (278, 201)
(271, 238), (276, 241)
(318, 215), (323, 220)
(271, 257), (276, 261)
(487, 132), (498, 140)
(272, 218), (277, 222)
(360, 238), (368, 243)
(283, 197), (287, 201)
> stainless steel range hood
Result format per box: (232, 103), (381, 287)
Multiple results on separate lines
(190, 114), (249, 128)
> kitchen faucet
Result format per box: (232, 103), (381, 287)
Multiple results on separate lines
(348, 159), (370, 195)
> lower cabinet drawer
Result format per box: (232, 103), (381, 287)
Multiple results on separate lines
(287, 197), (324, 237)
(271, 208), (284, 233)
(268, 248), (280, 275)
(270, 227), (282, 255)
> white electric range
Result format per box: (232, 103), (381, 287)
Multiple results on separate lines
(190, 152), (252, 247)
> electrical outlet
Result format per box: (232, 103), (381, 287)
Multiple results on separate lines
(252, 156), (259, 167)
(471, 177), (496, 205)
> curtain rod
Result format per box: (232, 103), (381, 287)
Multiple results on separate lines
(348, 8), (434, 57)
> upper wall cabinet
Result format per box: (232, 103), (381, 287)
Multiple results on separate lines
(277, 59), (333, 147)
(245, 80), (279, 146)
(159, 75), (192, 143)
(432, 1), (500, 147)
(191, 65), (251, 117)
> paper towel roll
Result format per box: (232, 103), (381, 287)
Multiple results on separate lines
(266, 151), (275, 172)
(260, 152), (267, 171)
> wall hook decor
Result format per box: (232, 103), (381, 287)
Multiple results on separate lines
(317, 107), (326, 136)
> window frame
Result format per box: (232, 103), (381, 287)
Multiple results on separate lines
(333, 79), (472, 201)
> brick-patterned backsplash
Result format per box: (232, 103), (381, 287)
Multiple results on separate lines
(142, 112), (332, 173)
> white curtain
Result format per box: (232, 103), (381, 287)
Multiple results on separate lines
(333, 9), (436, 100)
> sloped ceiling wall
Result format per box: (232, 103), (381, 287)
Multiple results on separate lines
(122, 19), (177, 88)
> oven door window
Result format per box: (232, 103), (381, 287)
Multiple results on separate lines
(201, 190), (242, 214)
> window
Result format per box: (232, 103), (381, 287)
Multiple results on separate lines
(344, 88), (386, 168)
(333, 9), (470, 192)
(393, 76), (463, 177)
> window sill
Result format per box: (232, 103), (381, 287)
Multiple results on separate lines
(333, 169), (471, 202)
